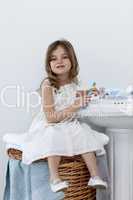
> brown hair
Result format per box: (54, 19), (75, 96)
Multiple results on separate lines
(43, 39), (79, 89)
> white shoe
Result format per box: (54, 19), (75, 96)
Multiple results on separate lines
(50, 179), (69, 193)
(88, 176), (108, 189)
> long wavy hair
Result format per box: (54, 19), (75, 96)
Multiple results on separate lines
(42, 39), (79, 89)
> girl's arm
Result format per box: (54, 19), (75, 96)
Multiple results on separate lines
(42, 80), (89, 123)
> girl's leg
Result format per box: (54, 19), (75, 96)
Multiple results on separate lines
(81, 152), (108, 189)
(48, 156), (61, 181)
(81, 152), (99, 177)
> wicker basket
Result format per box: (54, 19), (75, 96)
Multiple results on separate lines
(7, 148), (96, 200)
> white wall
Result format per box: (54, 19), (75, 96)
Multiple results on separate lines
(0, 0), (132, 199)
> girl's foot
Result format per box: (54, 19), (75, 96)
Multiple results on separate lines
(50, 178), (69, 192)
(88, 176), (108, 189)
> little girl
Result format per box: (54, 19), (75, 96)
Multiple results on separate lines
(3, 39), (109, 193)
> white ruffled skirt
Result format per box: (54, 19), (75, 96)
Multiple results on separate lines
(3, 111), (109, 165)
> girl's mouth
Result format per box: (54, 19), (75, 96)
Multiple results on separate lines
(56, 65), (65, 69)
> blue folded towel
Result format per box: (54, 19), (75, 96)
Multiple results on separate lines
(3, 160), (64, 200)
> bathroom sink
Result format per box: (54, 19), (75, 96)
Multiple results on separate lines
(79, 99), (133, 129)
(89, 115), (133, 129)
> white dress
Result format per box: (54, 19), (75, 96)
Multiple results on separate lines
(3, 82), (109, 165)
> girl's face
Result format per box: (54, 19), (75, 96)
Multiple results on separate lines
(49, 46), (72, 76)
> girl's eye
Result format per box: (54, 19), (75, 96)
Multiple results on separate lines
(50, 58), (56, 61)
(63, 55), (69, 59)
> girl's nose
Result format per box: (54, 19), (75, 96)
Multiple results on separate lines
(57, 57), (63, 64)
